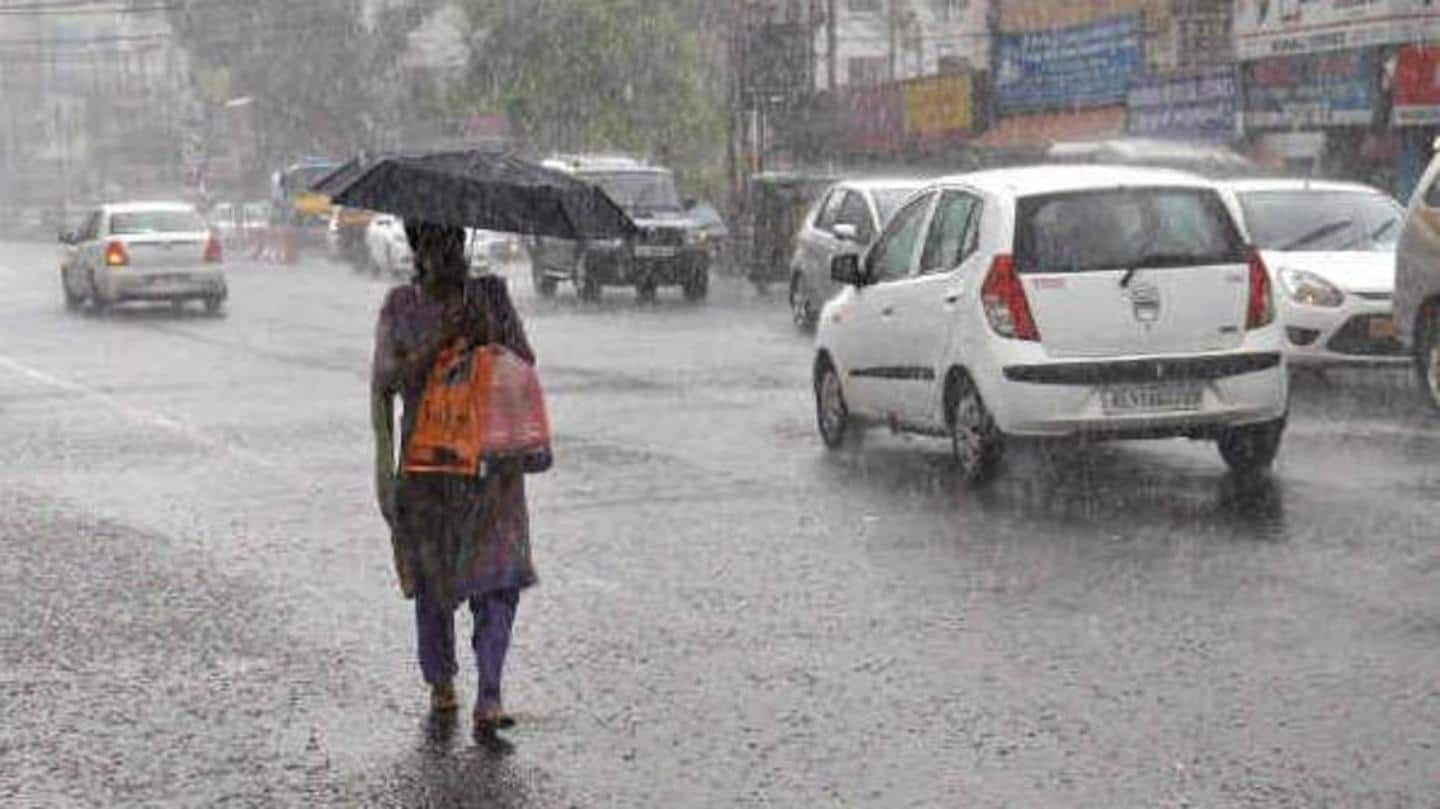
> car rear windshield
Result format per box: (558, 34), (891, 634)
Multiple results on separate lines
(1238, 189), (1403, 253)
(1014, 187), (1245, 274)
(110, 210), (207, 235)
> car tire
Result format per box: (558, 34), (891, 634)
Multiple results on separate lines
(815, 356), (856, 450)
(682, 271), (708, 303)
(1217, 418), (1285, 475)
(790, 272), (815, 331)
(62, 280), (83, 312)
(1414, 304), (1440, 412)
(577, 263), (602, 302)
(533, 268), (557, 299)
(946, 371), (1004, 485)
(203, 296), (225, 317)
(636, 275), (658, 303)
(88, 275), (111, 316)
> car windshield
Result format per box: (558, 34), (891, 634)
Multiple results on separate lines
(109, 209), (207, 235)
(1016, 187), (1245, 274)
(871, 188), (918, 223)
(585, 171), (682, 213)
(1238, 189), (1403, 252)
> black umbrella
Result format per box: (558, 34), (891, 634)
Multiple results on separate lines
(311, 150), (636, 240)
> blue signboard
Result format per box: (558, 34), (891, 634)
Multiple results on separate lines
(1127, 69), (1237, 139)
(1242, 50), (1377, 129)
(995, 15), (1141, 113)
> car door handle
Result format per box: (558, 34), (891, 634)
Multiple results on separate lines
(944, 288), (965, 304)
(881, 306), (895, 317)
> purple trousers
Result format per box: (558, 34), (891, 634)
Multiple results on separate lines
(415, 582), (519, 712)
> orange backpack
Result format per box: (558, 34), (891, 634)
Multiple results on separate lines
(401, 290), (551, 476)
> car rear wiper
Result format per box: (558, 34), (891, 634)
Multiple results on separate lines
(1119, 252), (1213, 287)
(1279, 219), (1353, 251)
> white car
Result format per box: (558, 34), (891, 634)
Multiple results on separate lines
(813, 166), (1289, 483)
(59, 201), (227, 315)
(365, 214), (413, 278)
(1222, 179), (1407, 368)
(789, 178), (927, 329)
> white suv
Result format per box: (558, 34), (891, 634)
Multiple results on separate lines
(813, 166), (1289, 483)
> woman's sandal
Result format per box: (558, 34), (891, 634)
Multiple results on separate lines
(472, 707), (516, 733)
(430, 681), (459, 713)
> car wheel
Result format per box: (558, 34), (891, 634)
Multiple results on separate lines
(636, 276), (658, 303)
(815, 357), (857, 450)
(682, 271), (708, 303)
(62, 279), (83, 312)
(88, 275), (111, 316)
(947, 371), (1003, 485)
(1414, 305), (1440, 412)
(577, 263), (602, 302)
(203, 296), (225, 317)
(1217, 418), (1285, 475)
(533, 268), (557, 298)
(790, 273), (815, 330)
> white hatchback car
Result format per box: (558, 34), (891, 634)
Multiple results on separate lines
(60, 201), (227, 314)
(1222, 179), (1406, 368)
(814, 166), (1289, 483)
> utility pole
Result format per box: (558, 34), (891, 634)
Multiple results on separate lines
(826, 0), (837, 92)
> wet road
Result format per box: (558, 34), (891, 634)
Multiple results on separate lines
(2, 241), (1438, 808)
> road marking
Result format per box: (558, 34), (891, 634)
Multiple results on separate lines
(0, 351), (292, 478)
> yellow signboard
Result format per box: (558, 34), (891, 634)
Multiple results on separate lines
(902, 74), (974, 139)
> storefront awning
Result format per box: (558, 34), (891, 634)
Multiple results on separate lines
(971, 106), (1126, 150)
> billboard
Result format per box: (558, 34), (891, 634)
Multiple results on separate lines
(995, 15), (1141, 113)
(901, 74), (975, 142)
(1127, 70), (1237, 139)
(1234, 0), (1440, 60)
(845, 84), (904, 152)
(1394, 45), (1440, 125)
(1242, 49), (1378, 128)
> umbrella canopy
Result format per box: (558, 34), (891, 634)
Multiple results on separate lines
(311, 151), (636, 240)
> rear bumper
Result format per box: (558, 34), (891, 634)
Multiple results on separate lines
(98, 269), (227, 302)
(989, 351), (1288, 438)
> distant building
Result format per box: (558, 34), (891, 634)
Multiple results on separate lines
(815, 0), (991, 90)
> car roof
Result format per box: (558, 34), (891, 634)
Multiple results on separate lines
(102, 201), (199, 214)
(933, 164), (1215, 197)
(1221, 177), (1388, 195)
(841, 178), (929, 194)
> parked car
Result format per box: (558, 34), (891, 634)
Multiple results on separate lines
(364, 214), (412, 278)
(788, 178), (927, 329)
(531, 155), (711, 302)
(328, 206), (373, 267)
(466, 228), (523, 274)
(59, 201), (227, 314)
(208, 202), (241, 245)
(1222, 179), (1406, 369)
(814, 165), (1289, 484)
(1395, 146), (1440, 411)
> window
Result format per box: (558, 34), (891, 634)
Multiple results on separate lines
(866, 193), (934, 283)
(1239, 190), (1405, 253)
(846, 57), (887, 87)
(1424, 175), (1440, 209)
(814, 189), (846, 231)
(848, 0), (881, 12)
(109, 209), (208, 236)
(835, 191), (876, 242)
(933, 0), (969, 22)
(919, 191), (980, 274)
(1015, 188), (1244, 274)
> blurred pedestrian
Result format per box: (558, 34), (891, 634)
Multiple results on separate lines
(370, 220), (538, 740)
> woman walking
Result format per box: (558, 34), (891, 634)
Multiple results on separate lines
(371, 221), (537, 740)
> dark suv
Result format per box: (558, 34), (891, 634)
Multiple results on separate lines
(531, 156), (711, 302)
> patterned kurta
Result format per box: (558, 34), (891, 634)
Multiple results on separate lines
(372, 274), (538, 608)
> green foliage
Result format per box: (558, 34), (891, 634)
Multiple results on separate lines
(458, 0), (727, 196)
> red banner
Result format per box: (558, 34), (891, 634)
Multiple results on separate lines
(1394, 45), (1440, 125)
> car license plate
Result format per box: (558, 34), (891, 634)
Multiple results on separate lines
(635, 245), (677, 258)
(1369, 316), (1397, 340)
(1101, 383), (1203, 414)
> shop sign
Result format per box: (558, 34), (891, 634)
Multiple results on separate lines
(1235, 0), (1440, 60)
(901, 74), (975, 142)
(1241, 49), (1377, 128)
(995, 14), (1141, 113)
(1394, 45), (1440, 125)
(1127, 69), (1236, 139)
(845, 83), (903, 152)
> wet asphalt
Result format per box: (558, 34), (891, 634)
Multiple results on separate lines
(1, 241), (1437, 808)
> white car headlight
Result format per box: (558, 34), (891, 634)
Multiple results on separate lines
(684, 229), (706, 246)
(1278, 267), (1344, 308)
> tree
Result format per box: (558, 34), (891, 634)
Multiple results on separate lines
(457, 0), (728, 195)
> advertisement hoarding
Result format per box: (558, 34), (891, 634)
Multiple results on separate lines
(901, 74), (975, 143)
(1394, 45), (1440, 125)
(1127, 69), (1237, 139)
(1234, 0), (1440, 60)
(845, 84), (903, 152)
(995, 14), (1141, 113)
(1241, 49), (1377, 128)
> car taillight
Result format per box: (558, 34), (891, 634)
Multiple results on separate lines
(980, 253), (1039, 341)
(103, 240), (128, 267)
(1246, 248), (1274, 330)
(204, 233), (223, 263)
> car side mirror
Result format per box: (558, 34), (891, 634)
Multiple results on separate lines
(831, 223), (859, 242)
(831, 253), (866, 286)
